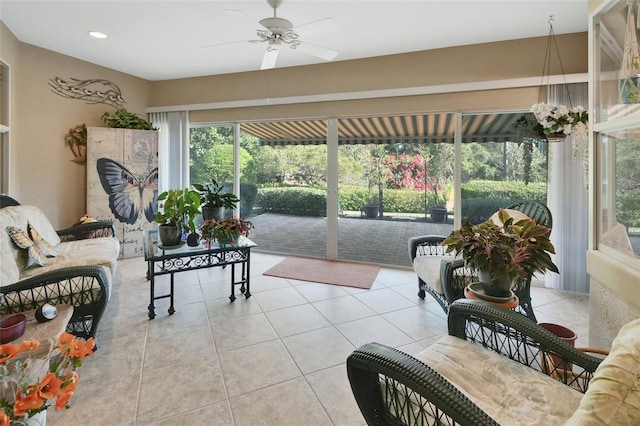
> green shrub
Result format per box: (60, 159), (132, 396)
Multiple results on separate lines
(256, 187), (326, 217)
(462, 180), (546, 202)
(617, 193), (640, 228)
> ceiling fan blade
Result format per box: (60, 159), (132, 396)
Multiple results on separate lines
(201, 40), (251, 49)
(261, 48), (279, 70)
(225, 9), (269, 31)
(294, 17), (338, 37)
(295, 42), (338, 62)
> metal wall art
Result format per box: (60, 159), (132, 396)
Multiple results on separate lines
(49, 77), (126, 108)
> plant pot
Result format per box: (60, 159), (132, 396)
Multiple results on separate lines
(429, 206), (447, 223)
(158, 224), (181, 247)
(538, 322), (577, 371)
(186, 232), (200, 247)
(202, 206), (224, 221)
(217, 234), (238, 247)
(477, 270), (513, 298)
(362, 204), (379, 219)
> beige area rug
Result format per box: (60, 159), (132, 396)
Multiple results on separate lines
(263, 257), (380, 289)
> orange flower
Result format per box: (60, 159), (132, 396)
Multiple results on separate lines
(20, 340), (40, 352)
(0, 340), (39, 363)
(68, 337), (95, 360)
(0, 410), (10, 426)
(37, 372), (63, 399)
(0, 344), (21, 364)
(54, 387), (75, 411)
(13, 388), (44, 416)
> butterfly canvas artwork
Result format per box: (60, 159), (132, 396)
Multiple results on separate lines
(97, 158), (158, 225)
(86, 127), (159, 258)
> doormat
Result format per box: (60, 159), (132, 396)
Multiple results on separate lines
(263, 257), (380, 289)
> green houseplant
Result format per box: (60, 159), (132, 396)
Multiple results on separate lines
(192, 179), (240, 220)
(442, 209), (558, 297)
(101, 108), (157, 130)
(154, 188), (201, 246)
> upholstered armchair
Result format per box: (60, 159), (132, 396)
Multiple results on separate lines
(408, 200), (553, 322)
(347, 299), (630, 426)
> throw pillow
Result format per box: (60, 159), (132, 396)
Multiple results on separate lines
(29, 223), (58, 257)
(5, 226), (48, 267)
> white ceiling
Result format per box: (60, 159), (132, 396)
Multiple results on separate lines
(0, 0), (589, 81)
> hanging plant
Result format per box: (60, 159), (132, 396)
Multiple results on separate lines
(101, 108), (157, 130)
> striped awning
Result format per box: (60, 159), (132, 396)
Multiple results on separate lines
(240, 112), (522, 146)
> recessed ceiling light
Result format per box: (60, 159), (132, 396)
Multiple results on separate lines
(88, 31), (108, 39)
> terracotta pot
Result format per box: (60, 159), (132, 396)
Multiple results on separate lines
(538, 322), (577, 371)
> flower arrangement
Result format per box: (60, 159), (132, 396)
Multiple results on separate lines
(442, 209), (558, 295)
(530, 102), (588, 137)
(199, 217), (254, 246)
(1, 332), (95, 425)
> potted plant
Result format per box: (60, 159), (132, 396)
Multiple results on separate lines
(193, 179), (240, 221)
(101, 108), (157, 130)
(428, 184), (448, 223)
(442, 209), (559, 297)
(154, 188), (201, 246)
(530, 102), (588, 143)
(199, 216), (253, 247)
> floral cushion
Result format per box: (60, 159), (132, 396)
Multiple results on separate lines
(565, 318), (640, 425)
(415, 335), (583, 425)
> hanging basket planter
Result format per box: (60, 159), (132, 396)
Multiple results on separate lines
(541, 132), (567, 143)
(620, 5), (640, 104)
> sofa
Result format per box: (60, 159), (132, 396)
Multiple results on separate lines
(0, 203), (119, 340)
(347, 299), (635, 425)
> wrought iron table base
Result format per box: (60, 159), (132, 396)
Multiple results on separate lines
(146, 249), (252, 320)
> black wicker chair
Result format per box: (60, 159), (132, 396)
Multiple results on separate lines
(0, 194), (21, 208)
(347, 299), (604, 426)
(0, 202), (118, 340)
(409, 200), (553, 322)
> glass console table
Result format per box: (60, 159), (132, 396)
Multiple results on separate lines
(142, 230), (256, 319)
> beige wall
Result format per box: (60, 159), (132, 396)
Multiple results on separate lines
(1, 20), (587, 227)
(1, 22), (151, 227)
(152, 32), (587, 122)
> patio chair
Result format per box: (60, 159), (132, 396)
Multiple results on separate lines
(409, 200), (552, 321)
(346, 299), (625, 426)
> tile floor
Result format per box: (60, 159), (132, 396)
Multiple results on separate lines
(47, 253), (590, 425)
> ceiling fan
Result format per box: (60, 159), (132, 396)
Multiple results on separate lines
(207, 0), (338, 70)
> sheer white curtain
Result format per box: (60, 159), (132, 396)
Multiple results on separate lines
(149, 111), (190, 192)
(545, 83), (589, 292)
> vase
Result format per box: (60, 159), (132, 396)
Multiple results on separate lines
(26, 410), (46, 426)
(158, 224), (181, 247)
(477, 270), (513, 298)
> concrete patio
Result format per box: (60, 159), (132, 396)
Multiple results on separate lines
(247, 212), (453, 268)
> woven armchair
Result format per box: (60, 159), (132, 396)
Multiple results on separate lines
(409, 200), (552, 322)
(347, 299), (604, 425)
(0, 201), (118, 341)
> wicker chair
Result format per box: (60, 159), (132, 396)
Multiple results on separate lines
(409, 200), (553, 322)
(0, 200), (118, 340)
(0, 194), (21, 208)
(347, 299), (606, 426)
